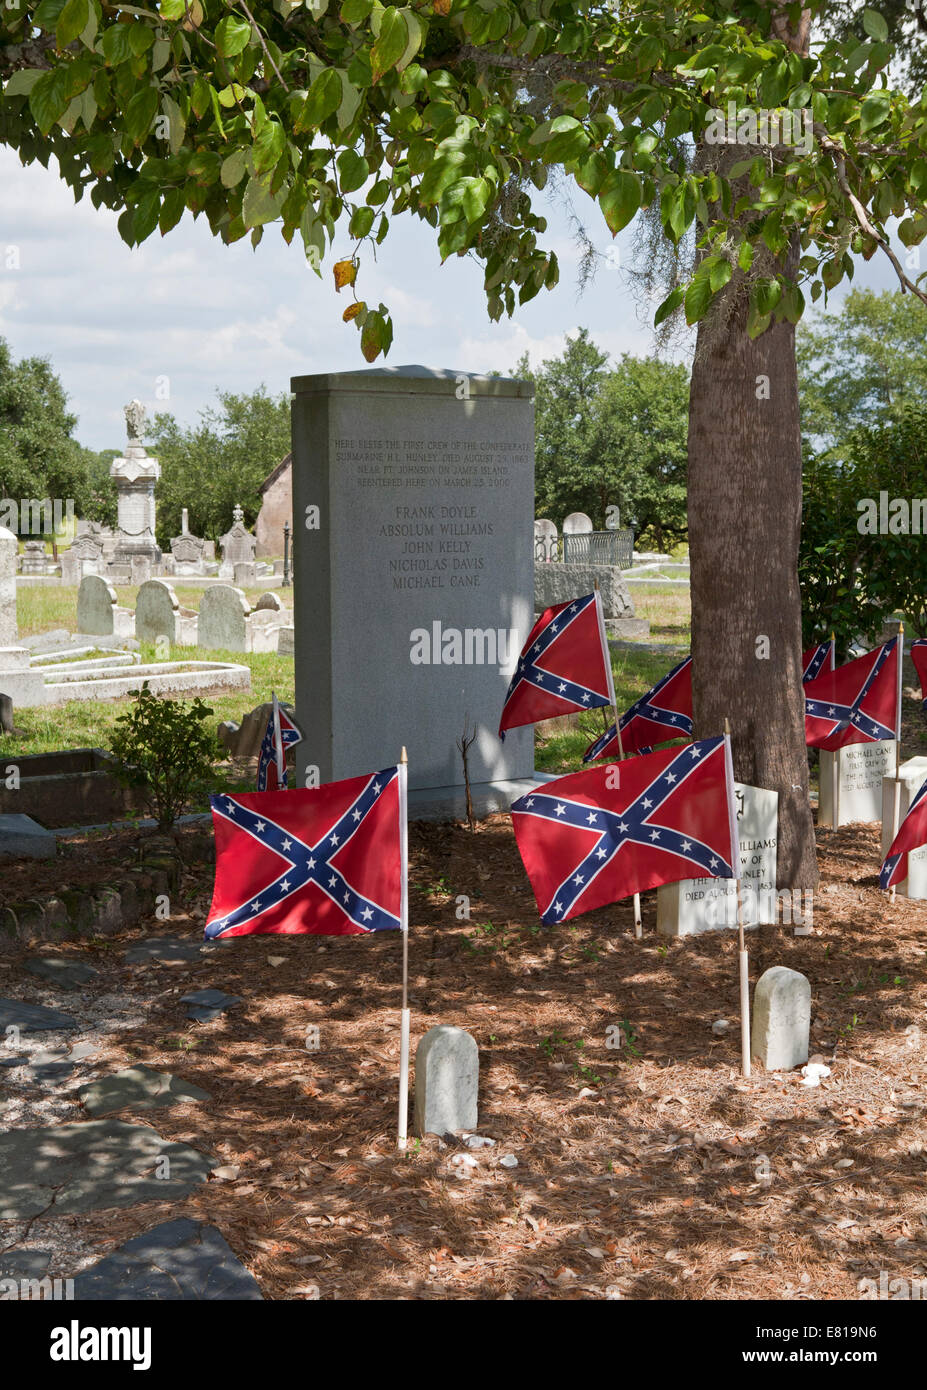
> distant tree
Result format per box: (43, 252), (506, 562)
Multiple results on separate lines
(151, 387), (290, 545)
(797, 290), (927, 447)
(521, 332), (689, 550)
(800, 402), (927, 647)
(0, 336), (100, 533)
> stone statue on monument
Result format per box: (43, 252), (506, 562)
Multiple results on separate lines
(125, 399), (146, 446)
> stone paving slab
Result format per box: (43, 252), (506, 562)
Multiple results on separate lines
(124, 936), (217, 965)
(181, 988), (242, 1022)
(0, 1048), (74, 1083)
(0, 1119), (215, 1219)
(0, 998), (80, 1032)
(25, 958), (100, 990)
(71, 1218), (263, 1300)
(78, 1066), (211, 1116)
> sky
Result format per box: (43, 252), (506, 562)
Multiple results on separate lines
(0, 143), (905, 453)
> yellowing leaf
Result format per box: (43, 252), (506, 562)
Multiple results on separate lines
(333, 259), (357, 291)
(343, 300), (366, 322)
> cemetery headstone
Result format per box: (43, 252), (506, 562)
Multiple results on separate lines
(413, 1024), (479, 1136)
(219, 504), (256, 578)
(234, 561), (257, 588)
(21, 540), (47, 575)
(135, 579), (180, 645)
(198, 585), (250, 652)
(254, 591), (285, 614)
(751, 966), (811, 1071)
(130, 556), (151, 586)
(562, 511), (593, 534)
(62, 535), (104, 583)
(534, 518), (558, 561)
(170, 509), (208, 576)
(658, 783), (778, 935)
(110, 401), (161, 565)
(819, 741), (897, 826)
(0, 526), (16, 646)
(881, 755), (927, 899)
(77, 575), (117, 637)
(290, 365), (535, 799)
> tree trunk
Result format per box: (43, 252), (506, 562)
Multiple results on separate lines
(688, 4), (816, 890)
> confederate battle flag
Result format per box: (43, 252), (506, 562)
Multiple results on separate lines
(499, 592), (614, 739)
(881, 775), (927, 891)
(802, 639), (835, 684)
(256, 692), (303, 791)
(583, 656), (692, 761)
(912, 639), (927, 712)
(205, 766), (404, 940)
(511, 735), (738, 925)
(804, 637), (900, 751)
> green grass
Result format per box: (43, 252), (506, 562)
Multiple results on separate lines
(15, 583), (288, 636)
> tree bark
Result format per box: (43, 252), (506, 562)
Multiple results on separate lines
(688, 4), (817, 892)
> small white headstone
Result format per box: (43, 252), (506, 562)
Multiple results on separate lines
(76, 575), (117, 637)
(413, 1024), (478, 1137)
(657, 783), (778, 936)
(135, 579), (180, 645)
(562, 511), (593, 535)
(751, 966), (811, 1071)
(819, 740), (896, 826)
(0, 527), (16, 646)
(881, 756), (927, 899)
(198, 585), (250, 653)
(534, 518), (558, 561)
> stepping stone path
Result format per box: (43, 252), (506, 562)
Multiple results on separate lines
(0, 1118), (215, 1219)
(25, 958), (100, 990)
(0, 998), (80, 1032)
(1, 931), (260, 1297)
(181, 988), (241, 1022)
(72, 1218), (262, 1300)
(78, 1066), (211, 1116)
(124, 936), (215, 965)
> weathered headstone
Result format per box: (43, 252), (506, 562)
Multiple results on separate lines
(234, 561), (257, 588)
(76, 574), (117, 636)
(819, 740), (897, 826)
(534, 518), (558, 561)
(290, 365), (535, 803)
(0, 526), (16, 646)
(130, 555), (151, 586)
(219, 504), (256, 577)
(563, 511), (593, 535)
(658, 783), (778, 936)
(535, 562), (632, 618)
(881, 755), (927, 899)
(751, 966), (811, 1071)
(62, 534), (104, 583)
(198, 585), (250, 652)
(21, 540), (47, 575)
(110, 401), (161, 565)
(135, 579), (180, 645)
(254, 591), (285, 614)
(413, 1024), (479, 1136)
(169, 519), (207, 576)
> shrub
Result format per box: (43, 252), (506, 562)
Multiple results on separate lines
(110, 684), (216, 830)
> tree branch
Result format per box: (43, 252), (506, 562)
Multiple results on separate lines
(823, 140), (927, 306)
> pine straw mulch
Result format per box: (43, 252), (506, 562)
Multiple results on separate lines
(3, 815), (927, 1301)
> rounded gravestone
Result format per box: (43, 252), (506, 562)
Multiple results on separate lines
(751, 966), (811, 1072)
(413, 1024), (479, 1137)
(562, 511), (593, 535)
(254, 591), (285, 613)
(76, 574), (117, 637)
(198, 585), (250, 653)
(135, 579), (179, 644)
(534, 518), (558, 562)
(0, 526), (16, 646)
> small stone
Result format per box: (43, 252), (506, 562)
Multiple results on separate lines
(70, 1218), (262, 1300)
(463, 1134), (495, 1149)
(25, 958), (99, 990)
(78, 1066), (211, 1116)
(268, 957), (285, 967)
(180, 988), (242, 1022)
(0, 998), (80, 1033)
(499, 1154), (518, 1169)
(211, 1165), (241, 1181)
(711, 1019), (730, 1036)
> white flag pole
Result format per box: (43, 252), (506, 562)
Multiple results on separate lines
(594, 586), (643, 937)
(829, 634), (839, 832)
(397, 747), (411, 1149)
(272, 690), (285, 787)
(891, 625), (904, 903)
(724, 718), (750, 1079)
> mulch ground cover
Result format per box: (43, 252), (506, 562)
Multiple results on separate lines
(2, 809), (925, 1300)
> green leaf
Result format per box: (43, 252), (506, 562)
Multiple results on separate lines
(360, 308), (390, 361)
(709, 258), (732, 293)
(101, 23), (132, 66)
(32, 0), (68, 33)
(419, 150), (469, 203)
(684, 273), (714, 325)
(242, 173), (285, 228)
(599, 170), (641, 235)
(221, 149), (249, 188)
(738, 240), (754, 273)
(56, 0), (89, 48)
(338, 149), (370, 193)
(341, 0), (374, 22)
(860, 92), (891, 133)
(296, 67), (343, 130)
(125, 87), (159, 145)
(28, 67), (73, 135)
(370, 7), (409, 83)
(215, 16), (253, 59)
(862, 8), (889, 43)
(349, 204), (375, 238)
(654, 285), (685, 326)
(4, 69), (44, 97)
(253, 119), (286, 175)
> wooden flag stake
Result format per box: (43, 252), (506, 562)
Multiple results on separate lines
(397, 747), (411, 1149)
(594, 582), (643, 937)
(725, 718), (751, 1079)
(891, 623), (905, 903)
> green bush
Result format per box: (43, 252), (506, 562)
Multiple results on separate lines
(110, 684), (216, 830)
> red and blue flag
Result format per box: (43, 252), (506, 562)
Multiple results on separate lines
(499, 592), (614, 739)
(802, 639), (835, 684)
(583, 656), (692, 761)
(511, 735), (738, 925)
(256, 693), (303, 791)
(912, 639), (927, 713)
(205, 766), (404, 940)
(880, 775), (927, 891)
(804, 638), (900, 750)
